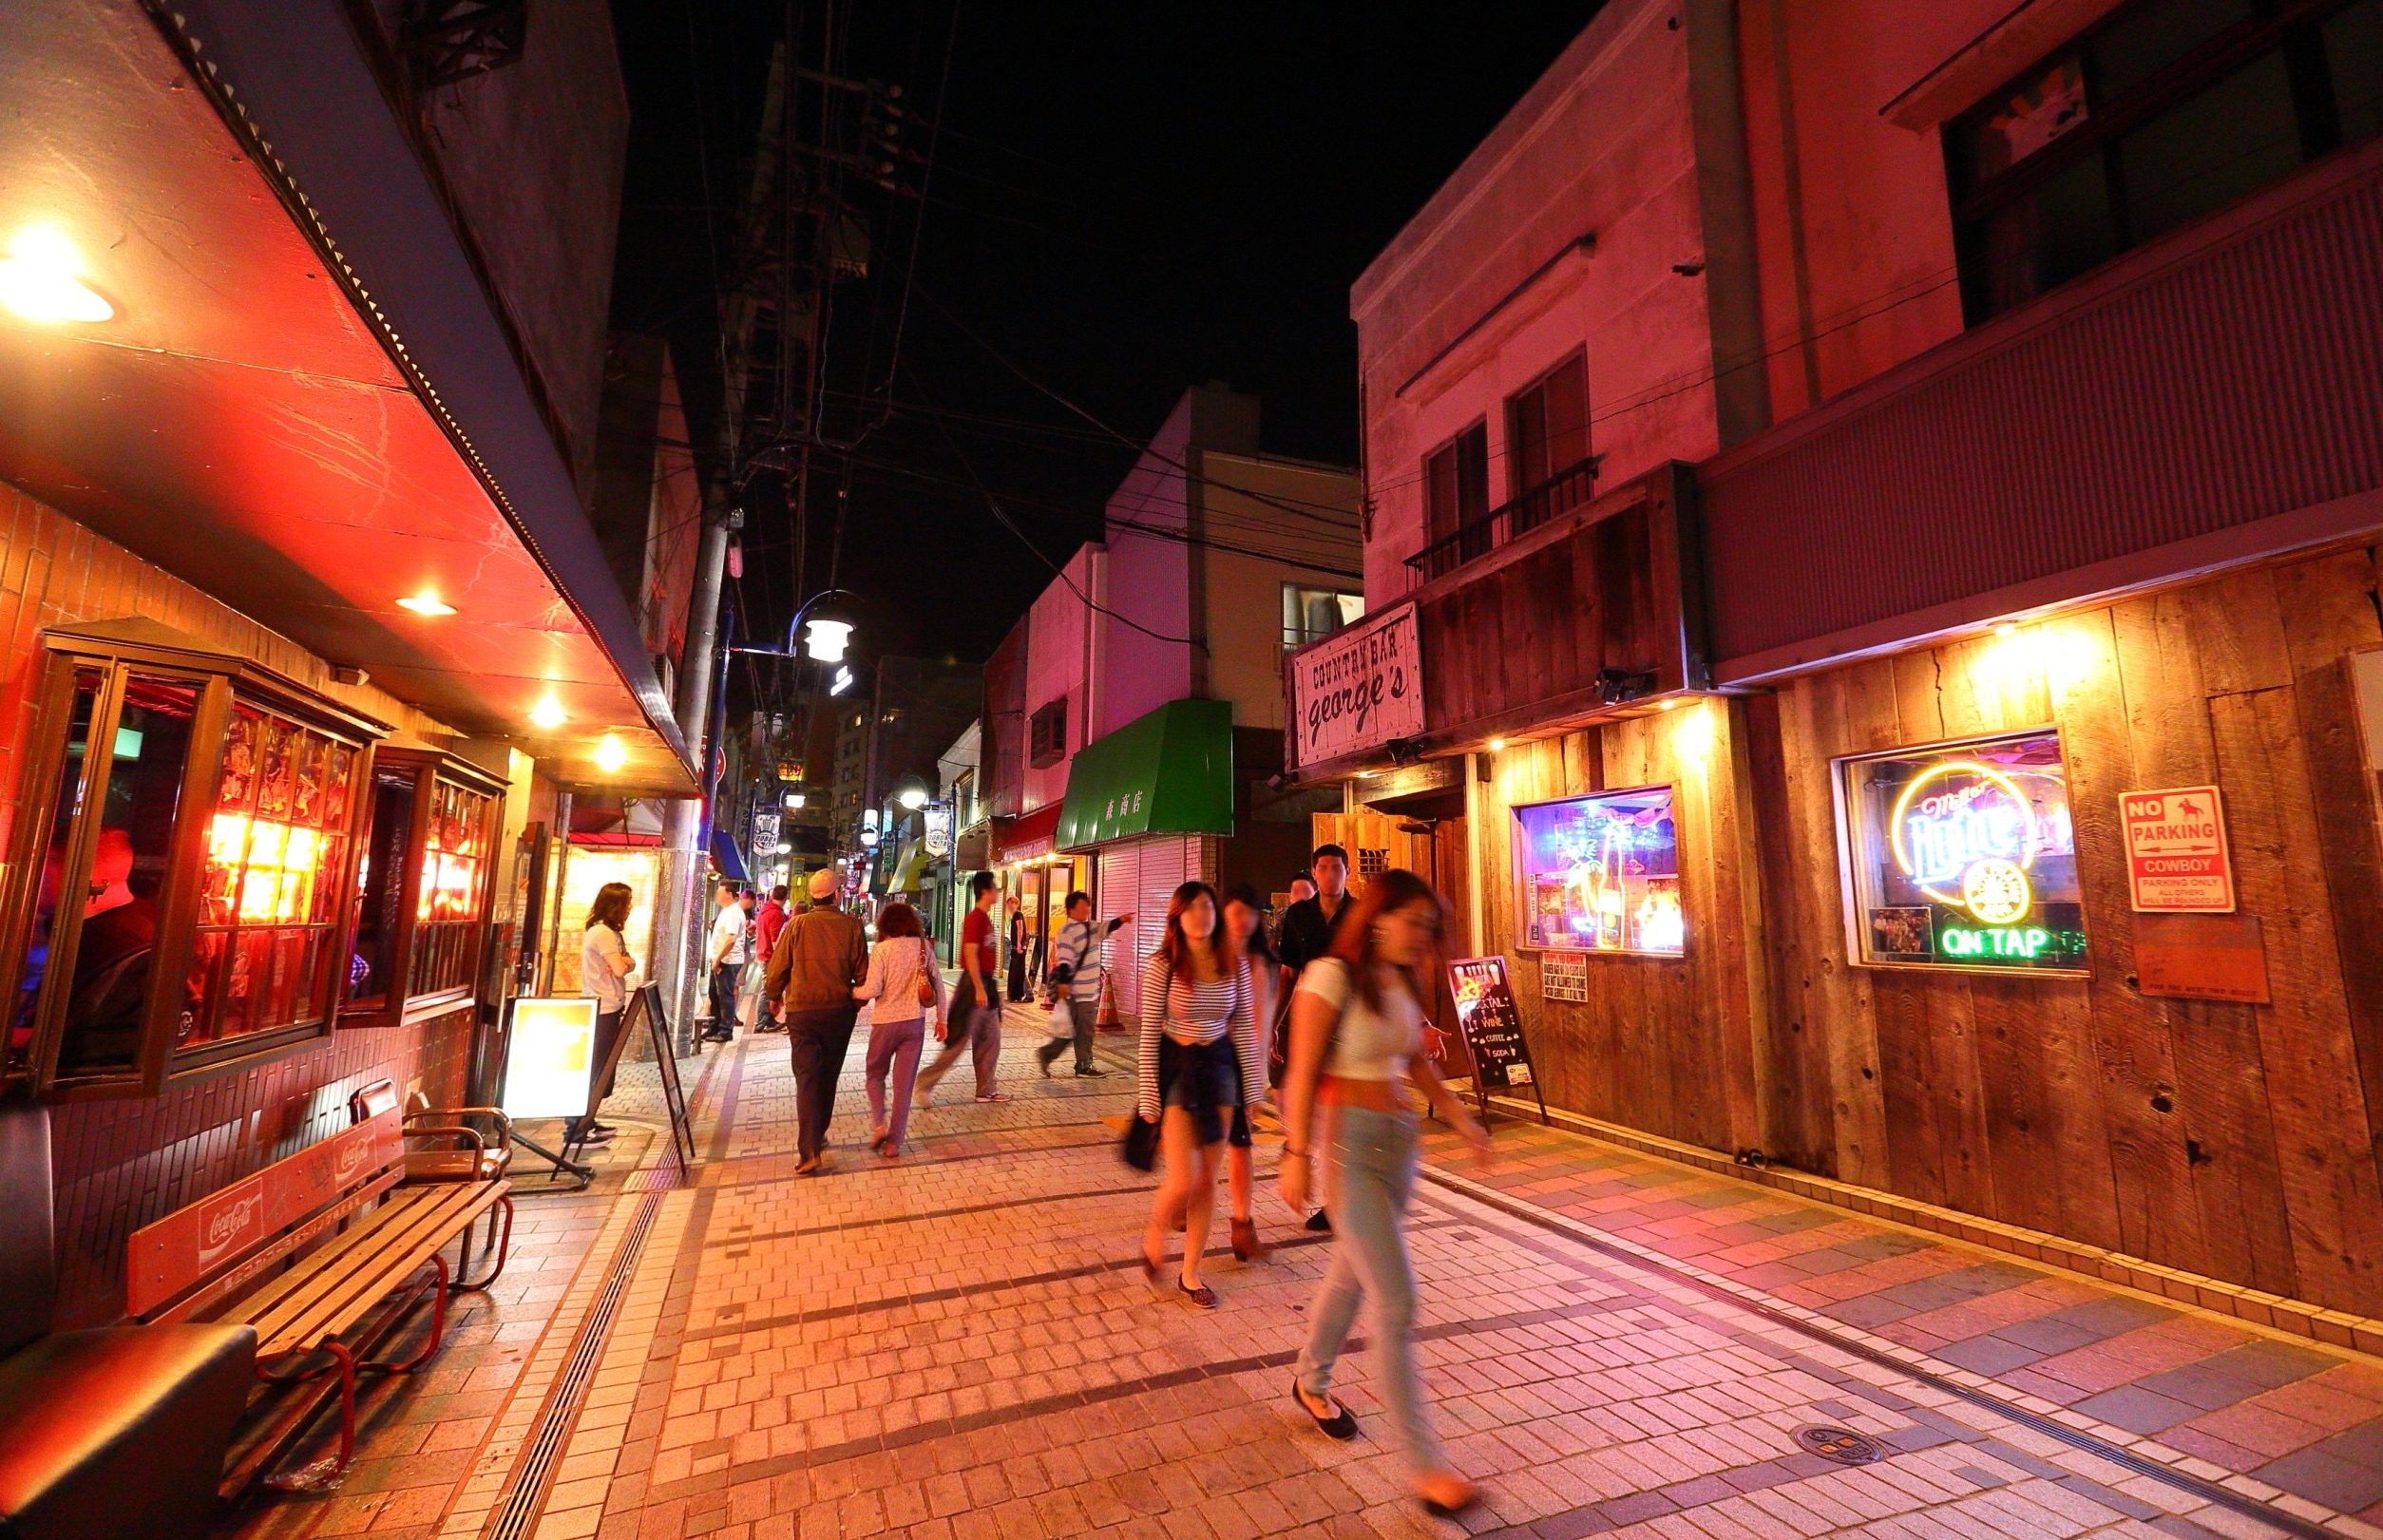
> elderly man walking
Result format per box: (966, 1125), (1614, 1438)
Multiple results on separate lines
(765, 867), (868, 1174)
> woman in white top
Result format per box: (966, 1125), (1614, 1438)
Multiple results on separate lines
(571, 883), (637, 1147)
(851, 902), (944, 1158)
(1134, 881), (1263, 1310)
(1278, 868), (1490, 1518)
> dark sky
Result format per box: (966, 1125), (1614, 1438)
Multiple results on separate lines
(610, 4), (1603, 673)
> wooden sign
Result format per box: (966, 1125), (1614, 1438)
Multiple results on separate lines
(1287, 602), (1422, 769)
(2137, 913), (2270, 1003)
(1448, 956), (1547, 1124)
(2120, 786), (2236, 912)
(1540, 949), (1591, 1003)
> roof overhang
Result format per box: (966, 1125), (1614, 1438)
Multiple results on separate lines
(0, 0), (696, 795)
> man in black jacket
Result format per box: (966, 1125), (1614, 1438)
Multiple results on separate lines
(1277, 843), (1353, 978)
(1275, 843), (1353, 1233)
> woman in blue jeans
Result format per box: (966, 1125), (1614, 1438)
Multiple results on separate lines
(1278, 868), (1491, 1519)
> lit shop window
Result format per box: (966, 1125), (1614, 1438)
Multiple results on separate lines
(2, 631), (382, 1096)
(1839, 732), (2087, 972)
(1512, 788), (1684, 956)
(345, 750), (502, 1022)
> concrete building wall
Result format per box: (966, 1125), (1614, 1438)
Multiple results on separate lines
(1023, 547), (1097, 814)
(356, 0), (629, 498)
(1195, 453), (1363, 733)
(1350, 0), (1747, 604)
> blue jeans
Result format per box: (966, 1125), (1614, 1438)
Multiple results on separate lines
(1295, 1106), (1443, 1471)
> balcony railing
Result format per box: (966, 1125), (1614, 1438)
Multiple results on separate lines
(1402, 455), (1602, 588)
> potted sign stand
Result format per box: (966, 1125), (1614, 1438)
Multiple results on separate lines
(1445, 956), (1548, 1127)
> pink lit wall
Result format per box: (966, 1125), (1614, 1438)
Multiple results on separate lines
(1021, 544), (1099, 814)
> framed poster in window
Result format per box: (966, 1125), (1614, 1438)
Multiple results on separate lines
(342, 749), (505, 1025)
(1837, 730), (2087, 973)
(1510, 787), (1684, 956)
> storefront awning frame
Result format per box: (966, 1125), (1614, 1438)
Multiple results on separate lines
(1055, 697), (1235, 852)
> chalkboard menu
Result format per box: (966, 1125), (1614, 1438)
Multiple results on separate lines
(1447, 956), (1547, 1124)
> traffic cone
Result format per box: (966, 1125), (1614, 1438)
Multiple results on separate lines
(1096, 972), (1127, 1033)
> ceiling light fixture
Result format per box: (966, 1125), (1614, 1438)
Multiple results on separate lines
(1487, 737), (1506, 752)
(397, 591), (457, 617)
(527, 694), (567, 731)
(594, 734), (627, 773)
(0, 227), (114, 325)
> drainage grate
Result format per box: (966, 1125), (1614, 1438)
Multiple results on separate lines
(483, 1188), (665, 1540)
(1795, 1425), (1883, 1465)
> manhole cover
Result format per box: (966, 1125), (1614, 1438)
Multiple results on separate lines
(1794, 1425), (1882, 1465)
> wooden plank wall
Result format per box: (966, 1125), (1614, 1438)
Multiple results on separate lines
(1749, 544), (2383, 1314)
(1470, 698), (1770, 1157)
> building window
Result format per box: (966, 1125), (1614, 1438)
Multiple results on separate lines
(1512, 788), (1684, 956)
(1950, 0), (2383, 322)
(1028, 698), (1069, 769)
(1838, 731), (2088, 972)
(1506, 352), (1591, 502)
(1282, 585), (1364, 651)
(343, 751), (503, 1021)
(1423, 420), (1489, 561)
(2, 631), (383, 1096)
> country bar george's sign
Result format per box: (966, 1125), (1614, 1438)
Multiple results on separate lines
(2120, 785), (2236, 912)
(1287, 601), (1422, 769)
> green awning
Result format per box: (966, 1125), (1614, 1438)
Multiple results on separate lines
(1056, 697), (1235, 850)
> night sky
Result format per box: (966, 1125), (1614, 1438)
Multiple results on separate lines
(610, 4), (1604, 670)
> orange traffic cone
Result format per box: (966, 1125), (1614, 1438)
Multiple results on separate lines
(1096, 972), (1127, 1033)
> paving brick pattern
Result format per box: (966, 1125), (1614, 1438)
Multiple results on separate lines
(219, 1004), (2383, 1539)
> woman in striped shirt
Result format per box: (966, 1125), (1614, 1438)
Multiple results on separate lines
(1134, 880), (1263, 1310)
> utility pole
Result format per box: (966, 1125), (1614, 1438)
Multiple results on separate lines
(656, 500), (741, 1053)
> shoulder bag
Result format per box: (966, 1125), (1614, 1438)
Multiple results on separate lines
(912, 939), (939, 1009)
(1120, 956), (1169, 1171)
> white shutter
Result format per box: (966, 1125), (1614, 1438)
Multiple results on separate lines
(1097, 843), (1142, 1020)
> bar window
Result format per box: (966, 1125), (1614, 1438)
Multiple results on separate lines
(1512, 788), (1684, 956)
(341, 749), (502, 1025)
(1949, 0), (2383, 323)
(0, 627), (382, 1097)
(1838, 731), (2088, 972)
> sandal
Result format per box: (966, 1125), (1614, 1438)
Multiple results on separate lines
(1416, 1473), (1477, 1517)
(1290, 1378), (1357, 1440)
(1178, 1281), (1219, 1311)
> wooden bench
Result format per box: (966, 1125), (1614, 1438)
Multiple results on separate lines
(125, 1103), (512, 1492)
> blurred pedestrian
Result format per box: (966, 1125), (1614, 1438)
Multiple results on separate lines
(852, 902), (943, 1157)
(1270, 870), (1316, 953)
(1221, 884), (1288, 1261)
(1004, 894), (1030, 1001)
(765, 868), (867, 1174)
(1276, 845), (1353, 1229)
(736, 888), (767, 1033)
(1278, 868), (1490, 1517)
(1135, 881), (1263, 1310)
(919, 872), (1008, 1104)
(753, 884), (791, 1034)
(567, 882), (637, 1147)
(1038, 891), (1130, 1078)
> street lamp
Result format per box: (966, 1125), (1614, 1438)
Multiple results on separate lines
(785, 588), (861, 664)
(898, 785), (928, 811)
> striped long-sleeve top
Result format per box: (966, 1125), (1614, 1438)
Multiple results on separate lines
(1135, 952), (1265, 1121)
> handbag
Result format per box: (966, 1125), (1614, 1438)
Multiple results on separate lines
(912, 939), (938, 1009)
(1121, 1113), (1158, 1171)
(1045, 996), (1074, 1041)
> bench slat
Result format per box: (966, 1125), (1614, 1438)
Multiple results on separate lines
(220, 1180), (454, 1330)
(238, 1185), (506, 1358)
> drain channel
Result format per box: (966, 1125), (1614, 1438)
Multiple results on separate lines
(481, 1186), (667, 1540)
(1420, 1166), (2332, 1540)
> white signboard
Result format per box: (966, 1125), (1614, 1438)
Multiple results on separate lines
(1288, 602), (1423, 768)
(502, 998), (600, 1118)
(924, 805), (952, 858)
(2120, 786), (2236, 913)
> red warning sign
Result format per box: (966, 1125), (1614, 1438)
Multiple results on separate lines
(2120, 786), (2236, 913)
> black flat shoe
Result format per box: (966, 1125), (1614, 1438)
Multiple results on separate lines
(1305, 1208), (1332, 1233)
(1290, 1378), (1357, 1440)
(1178, 1281), (1219, 1311)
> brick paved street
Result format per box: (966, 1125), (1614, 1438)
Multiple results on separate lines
(221, 1005), (2383, 1540)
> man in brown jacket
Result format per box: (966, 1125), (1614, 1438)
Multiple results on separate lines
(765, 867), (867, 1173)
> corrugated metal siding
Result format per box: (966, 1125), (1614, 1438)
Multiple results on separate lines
(1702, 152), (2383, 670)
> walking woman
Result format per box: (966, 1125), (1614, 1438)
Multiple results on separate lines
(1278, 868), (1490, 1517)
(1221, 884), (1289, 1261)
(569, 882), (638, 1147)
(1134, 881), (1263, 1310)
(852, 902), (943, 1158)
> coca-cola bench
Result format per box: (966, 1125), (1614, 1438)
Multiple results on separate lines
(125, 1100), (511, 1492)
(0, 1098), (255, 1540)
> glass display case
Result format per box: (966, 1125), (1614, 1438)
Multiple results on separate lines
(1510, 787), (1685, 956)
(342, 749), (504, 1024)
(2, 626), (384, 1096)
(1837, 730), (2088, 973)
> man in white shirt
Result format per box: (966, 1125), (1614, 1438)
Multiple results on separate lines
(703, 882), (748, 1044)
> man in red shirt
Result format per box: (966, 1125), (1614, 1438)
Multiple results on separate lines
(917, 871), (1008, 1104)
(752, 884), (791, 1031)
